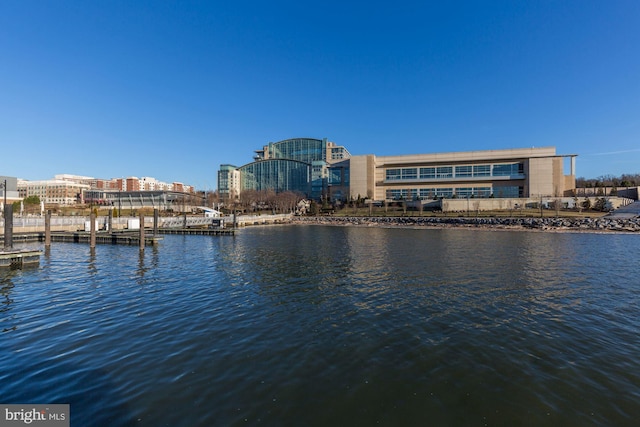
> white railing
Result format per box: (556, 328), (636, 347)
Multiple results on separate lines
(0, 213), (291, 229)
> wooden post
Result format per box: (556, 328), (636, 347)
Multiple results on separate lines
(90, 212), (96, 249)
(153, 208), (159, 236)
(3, 204), (13, 250)
(108, 209), (113, 234)
(45, 209), (51, 249)
(183, 212), (187, 229)
(139, 213), (145, 252)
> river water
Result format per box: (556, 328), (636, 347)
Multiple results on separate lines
(1, 225), (639, 426)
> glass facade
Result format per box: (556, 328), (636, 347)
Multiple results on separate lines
(387, 186), (506, 200)
(217, 164), (237, 197)
(218, 138), (352, 200)
(493, 186), (523, 198)
(239, 159), (311, 195)
(384, 162), (525, 182)
(492, 163), (524, 176)
(268, 138), (327, 163)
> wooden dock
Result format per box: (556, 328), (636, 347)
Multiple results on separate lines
(49, 231), (163, 245)
(0, 249), (42, 268)
(1, 229), (233, 246)
(1, 231), (162, 246)
(157, 228), (235, 236)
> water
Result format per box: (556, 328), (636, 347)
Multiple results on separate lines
(1, 225), (639, 426)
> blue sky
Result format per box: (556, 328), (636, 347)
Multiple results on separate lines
(1, 1), (639, 190)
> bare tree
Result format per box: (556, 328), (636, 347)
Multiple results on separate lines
(239, 189), (258, 213)
(206, 190), (219, 208)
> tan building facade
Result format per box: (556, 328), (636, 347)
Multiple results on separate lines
(349, 147), (576, 201)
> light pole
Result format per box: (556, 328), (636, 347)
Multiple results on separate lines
(1, 179), (6, 208)
(467, 195), (470, 217)
(1, 179), (11, 250)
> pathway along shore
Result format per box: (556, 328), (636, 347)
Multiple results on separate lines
(292, 215), (640, 233)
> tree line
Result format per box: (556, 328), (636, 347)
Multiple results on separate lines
(204, 189), (305, 214)
(576, 173), (640, 188)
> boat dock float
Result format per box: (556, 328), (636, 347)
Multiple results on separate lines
(0, 249), (42, 269)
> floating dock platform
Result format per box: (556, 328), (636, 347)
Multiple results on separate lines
(1, 232), (162, 246)
(157, 228), (235, 236)
(0, 249), (42, 269)
(48, 231), (163, 245)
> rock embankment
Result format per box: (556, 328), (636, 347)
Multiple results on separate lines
(292, 216), (640, 232)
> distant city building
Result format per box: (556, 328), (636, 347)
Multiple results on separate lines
(52, 173), (193, 194)
(18, 179), (90, 205)
(217, 139), (576, 202)
(15, 174), (195, 208)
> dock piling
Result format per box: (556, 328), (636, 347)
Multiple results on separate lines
(3, 204), (13, 250)
(45, 209), (51, 248)
(139, 213), (145, 252)
(153, 209), (159, 236)
(90, 212), (96, 249)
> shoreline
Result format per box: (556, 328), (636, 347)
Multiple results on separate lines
(290, 215), (640, 234)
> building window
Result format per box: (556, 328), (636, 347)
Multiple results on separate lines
(492, 163), (524, 177)
(456, 187), (474, 197)
(436, 167), (453, 179)
(419, 188), (437, 199)
(401, 168), (417, 180)
(473, 165), (491, 177)
(493, 186), (522, 198)
(436, 188), (453, 198)
(386, 169), (402, 180)
(419, 167), (435, 179)
(475, 187), (492, 197)
(455, 166), (472, 177)
(386, 188), (420, 200)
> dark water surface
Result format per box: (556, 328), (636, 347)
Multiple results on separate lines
(1, 225), (639, 426)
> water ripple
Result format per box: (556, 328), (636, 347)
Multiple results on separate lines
(0, 230), (639, 426)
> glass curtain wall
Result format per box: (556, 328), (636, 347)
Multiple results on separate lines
(267, 138), (327, 163)
(240, 159), (311, 195)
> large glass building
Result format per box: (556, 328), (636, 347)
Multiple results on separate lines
(218, 139), (576, 203)
(218, 138), (351, 201)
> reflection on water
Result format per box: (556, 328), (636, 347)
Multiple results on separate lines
(0, 227), (639, 426)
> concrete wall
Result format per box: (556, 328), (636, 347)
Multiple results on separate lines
(441, 196), (632, 213)
(349, 155), (375, 200)
(526, 157), (554, 197)
(618, 187), (639, 200)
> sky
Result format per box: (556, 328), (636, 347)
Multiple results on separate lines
(1, 0), (639, 190)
